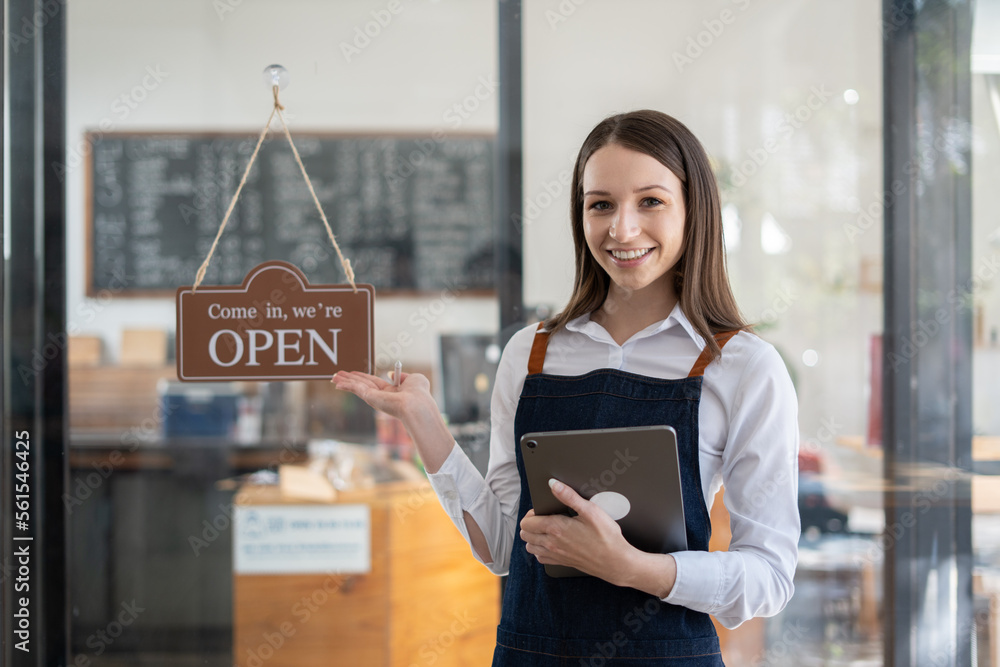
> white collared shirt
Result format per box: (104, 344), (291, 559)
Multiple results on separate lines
(427, 305), (800, 629)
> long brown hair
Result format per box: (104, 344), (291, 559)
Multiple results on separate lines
(545, 109), (748, 360)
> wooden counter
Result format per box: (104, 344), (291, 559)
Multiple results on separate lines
(233, 481), (500, 666)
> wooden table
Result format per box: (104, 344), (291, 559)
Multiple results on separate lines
(834, 436), (1000, 513)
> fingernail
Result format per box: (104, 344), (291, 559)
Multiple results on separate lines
(548, 478), (562, 492)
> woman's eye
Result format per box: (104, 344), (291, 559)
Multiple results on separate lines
(641, 197), (664, 207)
(589, 201), (612, 211)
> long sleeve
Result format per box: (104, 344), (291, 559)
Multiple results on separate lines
(663, 344), (800, 628)
(424, 325), (533, 574)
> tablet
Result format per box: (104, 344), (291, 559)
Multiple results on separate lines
(519, 425), (687, 578)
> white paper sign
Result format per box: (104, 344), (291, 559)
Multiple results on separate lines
(234, 505), (371, 574)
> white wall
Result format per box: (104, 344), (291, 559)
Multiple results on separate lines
(72, 1), (1000, 442)
(520, 0), (884, 440)
(67, 0), (499, 372)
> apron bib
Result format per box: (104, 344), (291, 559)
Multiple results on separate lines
(492, 325), (737, 666)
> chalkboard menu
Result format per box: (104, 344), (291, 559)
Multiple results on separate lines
(87, 132), (495, 295)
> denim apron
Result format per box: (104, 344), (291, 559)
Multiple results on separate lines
(491, 324), (737, 666)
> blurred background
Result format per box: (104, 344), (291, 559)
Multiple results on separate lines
(3, 0), (1000, 665)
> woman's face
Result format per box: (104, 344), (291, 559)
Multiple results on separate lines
(582, 143), (686, 300)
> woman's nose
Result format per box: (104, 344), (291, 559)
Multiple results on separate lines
(610, 209), (641, 242)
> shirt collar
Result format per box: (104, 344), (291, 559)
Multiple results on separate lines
(564, 303), (706, 349)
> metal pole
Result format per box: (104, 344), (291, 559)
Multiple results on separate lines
(495, 0), (523, 347)
(882, 1), (974, 664)
(3, 0), (68, 663)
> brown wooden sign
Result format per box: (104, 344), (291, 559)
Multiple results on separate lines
(176, 261), (374, 381)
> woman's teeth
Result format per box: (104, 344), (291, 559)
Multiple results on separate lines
(611, 248), (651, 260)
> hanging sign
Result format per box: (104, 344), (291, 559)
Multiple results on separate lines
(176, 260), (374, 381)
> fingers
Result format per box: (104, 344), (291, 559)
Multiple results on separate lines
(335, 370), (391, 389)
(547, 478), (594, 518)
(330, 372), (401, 411)
(520, 524), (554, 559)
(331, 371), (391, 397)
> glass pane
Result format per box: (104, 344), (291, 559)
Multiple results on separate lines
(972, 1), (1000, 663)
(66, 1), (498, 664)
(523, 1), (883, 663)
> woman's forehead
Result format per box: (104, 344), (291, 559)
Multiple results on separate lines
(582, 144), (682, 193)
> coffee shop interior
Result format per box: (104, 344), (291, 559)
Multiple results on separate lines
(4, 0), (1000, 665)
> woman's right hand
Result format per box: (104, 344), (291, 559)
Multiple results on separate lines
(331, 370), (431, 422)
(332, 370), (455, 474)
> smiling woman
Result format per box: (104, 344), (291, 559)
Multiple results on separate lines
(335, 110), (800, 666)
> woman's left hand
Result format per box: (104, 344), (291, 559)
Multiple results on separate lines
(520, 479), (639, 586)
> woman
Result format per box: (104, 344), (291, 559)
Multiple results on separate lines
(333, 110), (799, 665)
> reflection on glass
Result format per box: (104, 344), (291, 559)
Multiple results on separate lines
(67, 1), (499, 665)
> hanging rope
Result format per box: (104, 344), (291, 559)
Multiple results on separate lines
(192, 84), (357, 292)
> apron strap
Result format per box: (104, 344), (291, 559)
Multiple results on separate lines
(527, 323), (740, 377)
(687, 330), (740, 378)
(526, 322), (551, 375)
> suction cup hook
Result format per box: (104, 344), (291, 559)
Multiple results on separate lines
(262, 64), (290, 90)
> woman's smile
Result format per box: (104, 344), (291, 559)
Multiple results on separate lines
(609, 247), (653, 262)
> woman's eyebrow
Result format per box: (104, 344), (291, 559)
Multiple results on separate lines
(583, 185), (673, 196)
(635, 184), (673, 195)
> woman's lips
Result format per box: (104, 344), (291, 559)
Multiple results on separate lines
(607, 248), (653, 266)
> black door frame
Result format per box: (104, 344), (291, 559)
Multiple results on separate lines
(2, 0), (69, 665)
(882, 1), (975, 665)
